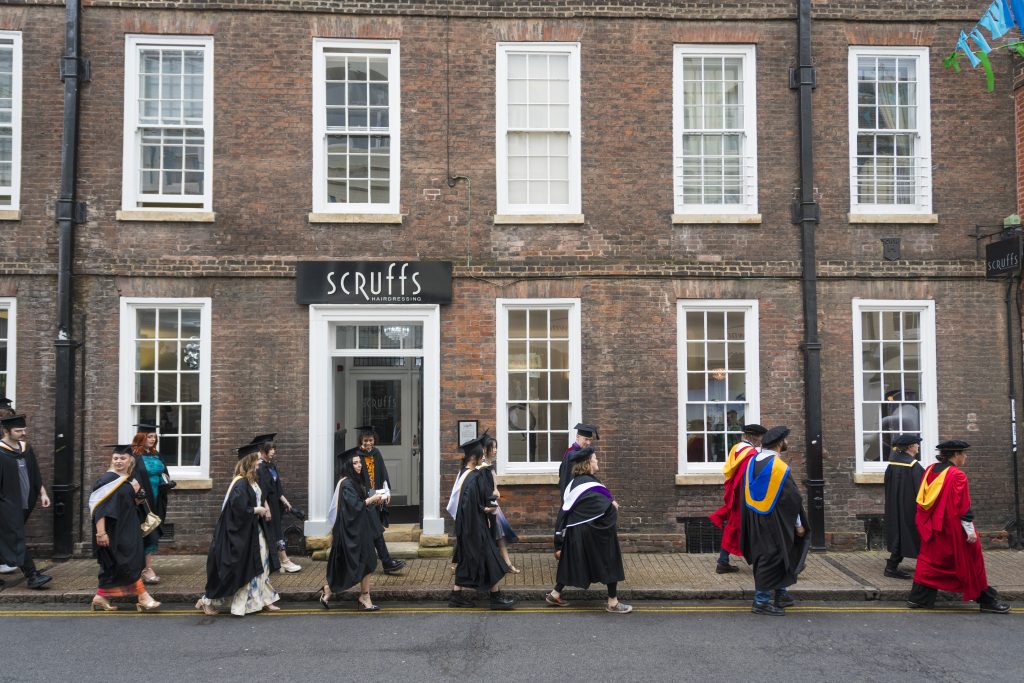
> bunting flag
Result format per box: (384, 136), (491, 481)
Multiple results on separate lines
(969, 27), (993, 53)
(958, 31), (982, 67)
(979, 0), (1013, 39)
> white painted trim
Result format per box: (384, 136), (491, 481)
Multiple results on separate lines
(847, 46), (932, 215)
(307, 305), (441, 536)
(676, 299), (760, 475)
(495, 42), (582, 216)
(0, 32), (22, 211)
(118, 297), (212, 479)
(851, 299), (938, 474)
(0, 298), (16, 404)
(495, 298), (582, 474)
(673, 44), (758, 216)
(122, 35), (214, 212)
(311, 39), (401, 215)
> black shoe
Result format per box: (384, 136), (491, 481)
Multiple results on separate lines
(25, 572), (51, 590)
(489, 592), (515, 610)
(980, 601), (1011, 614)
(752, 601), (785, 616)
(884, 568), (912, 580)
(774, 593), (795, 609)
(447, 591), (475, 608)
(0, 577), (5, 589)
(715, 563), (739, 574)
(382, 559), (406, 574)
(905, 600), (932, 609)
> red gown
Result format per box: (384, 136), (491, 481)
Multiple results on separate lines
(913, 464), (988, 602)
(709, 443), (757, 556)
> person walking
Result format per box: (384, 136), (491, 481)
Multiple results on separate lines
(344, 425), (406, 575)
(547, 446), (631, 614)
(480, 431), (520, 574)
(907, 440), (1010, 613)
(319, 452), (381, 611)
(559, 423), (598, 496)
(740, 426), (810, 616)
(709, 423), (766, 574)
(883, 433), (924, 579)
(88, 444), (160, 612)
(129, 422), (174, 586)
(251, 433), (302, 573)
(0, 414), (51, 589)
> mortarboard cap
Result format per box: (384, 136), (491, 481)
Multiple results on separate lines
(133, 423), (158, 434)
(742, 423), (768, 436)
(0, 414), (27, 429)
(761, 426), (790, 449)
(892, 434), (923, 447)
(459, 434), (486, 457)
(103, 444), (134, 455)
(574, 423), (599, 440)
(237, 442), (262, 459)
(936, 439), (970, 453)
(356, 425), (378, 438)
(568, 445), (595, 463)
(0, 397), (12, 407)
(250, 433), (277, 445)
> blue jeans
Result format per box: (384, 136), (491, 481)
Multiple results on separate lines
(717, 549), (730, 565)
(754, 588), (789, 604)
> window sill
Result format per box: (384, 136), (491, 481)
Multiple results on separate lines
(495, 473), (559, 485)
(672, 213), (761, 225)
(675, 473), (725, 486)
(848, 213), (939, 224)
(853, 472), (885, 485)
(171, 478), (213, 490)
(493, 213), (585, 225)
(308, 212), (404, 224)
(0, 209), (20, 221)
(117, 210), (216, 222)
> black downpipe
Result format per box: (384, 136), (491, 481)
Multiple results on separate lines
(792, 0), (826, 550)
(1010, 276), (1022, 549)
(52, 0), (84, 559)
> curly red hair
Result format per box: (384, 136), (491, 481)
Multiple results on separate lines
(130, 431), (158, 455)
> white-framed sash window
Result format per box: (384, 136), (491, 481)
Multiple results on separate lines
(0, 32), (22, 210)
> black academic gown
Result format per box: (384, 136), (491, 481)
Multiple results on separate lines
(0, 441), (42, 567)
(131, 452), (168, 546)
(454, 469), (508, 590)
(884, 451), (924, 558)
(558, 444), (580, 497)
(474, 465), (501, 542)
(554, 475), (626, 588)
(351, 447), (391, 530)
(325, 478), (378, 593)
(256, 460), (286, 549)
(91, 472), (146, 588)
(203, 477), (280, 599)
(740, 457), (811, 592)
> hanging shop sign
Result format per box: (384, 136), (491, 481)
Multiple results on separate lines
(296, 261), (453, 304)
(985, 235), (1021, 278)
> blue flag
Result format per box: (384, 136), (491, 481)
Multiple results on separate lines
(969, 28), (993, 53)
(959, 31), (982, 67)
(979, 0), (1014, 39)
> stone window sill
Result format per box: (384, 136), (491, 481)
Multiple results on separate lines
(675, 473), (725, 486)
(848, 213), (938, 224)
(493, 214), (585, 225)
(495, 473), (559, 485)
(672, 213), (761, 225)
(117, 210), (216, 222)
(171, 478), (213, 490)
(0, 209), (21, 220)
(853, 472), (885, 484)
(308, 212), (403, 224)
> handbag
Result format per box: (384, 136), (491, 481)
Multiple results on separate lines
(140, 499), (162, 536)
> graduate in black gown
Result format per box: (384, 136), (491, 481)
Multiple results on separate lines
(251, 433), (303, 573)
(196, 443), (280, 616)
(558, 423), (598, 497)
(89, 444), (159, 612)
(448, 434), (514, 610)
(883, 434), (924, 579)
(548, 446), (631, 613)
(319, 452), (382, 611)
(342, 425), (405, 574)
(740, 426), (810, 616)
(0, 413), (52, 589)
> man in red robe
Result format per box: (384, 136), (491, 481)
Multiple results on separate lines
(907, 440), (1010, 614)
(709, 423), (766, 573)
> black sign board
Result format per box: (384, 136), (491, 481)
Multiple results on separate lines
(985, 236), (1022, 278)
(296, 261), (453, 305)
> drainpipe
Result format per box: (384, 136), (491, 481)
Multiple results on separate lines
(52, 0), (87, 559)
(790, 0), (826, 550)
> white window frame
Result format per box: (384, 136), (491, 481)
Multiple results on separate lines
(118, 297), (212, 479)
(848, 46), (932, 216)
(672, 44), (758, 216)
(0, 298), (15, 403)
(121, 34), (214, 213)
(852, 299), (938, 474)
(495, 42), (582, 217)
(311, 38), (401, 215)
(677, 299), (761, 475)
(495, 298), (582, 474)
(0, 31), (22, 210)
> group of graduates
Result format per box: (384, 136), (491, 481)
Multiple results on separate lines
(711, 423), (1012, 615)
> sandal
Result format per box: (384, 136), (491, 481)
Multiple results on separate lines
(545, 591), (570, 607)
(195, 598), (219, 616)
(358, 593), (380, 612)
(142, 569), (161, 585)
(263, 603), (281, 612)
(319, 589), (331, 610)
(507, 565), (522, 574)
(90, 596), (117, 612)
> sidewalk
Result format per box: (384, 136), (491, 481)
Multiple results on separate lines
(3, 550), (1023, 605)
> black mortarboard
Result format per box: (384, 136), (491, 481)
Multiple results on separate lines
(356, 425), (378, 438)
(237, 442), (262, 459)
(936, 439), (970, 453)
(133, 423), (159, 434)
(761, 426), (790, 449)
(103, 444), (134, 455)
(459, 435), (486, 457)
(892, 434), (923, 447)
(568, 445), (595, 463)
(250, 433), (277, 445)
(574, 423), (599, 439)
(742, 423), (768, 436)
(0, 397), (12, 407)
(0, 414), (27, 429)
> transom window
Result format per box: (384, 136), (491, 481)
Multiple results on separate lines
(674, 45), (758, 214)
(313, 40), (400, 214)
(0, 32), (21, 209)
(677, 300), (760, 473)
(848, 47), (931, 214)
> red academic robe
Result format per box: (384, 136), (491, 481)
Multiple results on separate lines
(709, 443), (757, 556)
(913, 464), (988, 602)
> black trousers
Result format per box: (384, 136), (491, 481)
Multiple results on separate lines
(886, 550), (903, 572)
(373, 533), (393, 564)
(554, 582), (617, 598)
(910, 581), (1001, 607)
(19, 509), (37, 577)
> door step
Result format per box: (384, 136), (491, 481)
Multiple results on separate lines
(383, 523), (421, 543)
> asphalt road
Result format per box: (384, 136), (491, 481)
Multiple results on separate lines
(0, 602), (1020, 682)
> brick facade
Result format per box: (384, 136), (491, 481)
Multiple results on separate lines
(2, 0), (1021, 554)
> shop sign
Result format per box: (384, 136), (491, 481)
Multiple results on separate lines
(296, 261), (453, 304)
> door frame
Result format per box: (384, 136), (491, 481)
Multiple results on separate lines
(306, 305), (442, 536)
